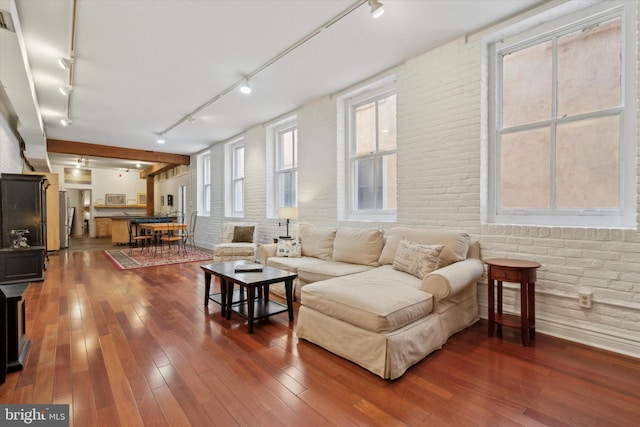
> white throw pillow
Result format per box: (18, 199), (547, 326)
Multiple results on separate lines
(276, 237), (302, 258)
(392, 239), (443, 279)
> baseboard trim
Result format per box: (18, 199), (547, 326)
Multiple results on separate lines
(479, 305), (640, 359)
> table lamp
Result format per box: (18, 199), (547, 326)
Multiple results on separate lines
(277, 207), (298, 239)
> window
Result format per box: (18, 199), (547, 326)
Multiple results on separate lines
(488, 2), (636, 227)
(347, 88), (397, 220)
(225, 139), (244, 217)
(197, 152), (210, 215)
(276, 123), (298, 209)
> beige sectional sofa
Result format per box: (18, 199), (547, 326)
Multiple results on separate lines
(258, 223), (483, 379)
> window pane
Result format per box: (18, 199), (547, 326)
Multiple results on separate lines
(278, 171), (294, 207)
(556, 116), (619, 208)
(234, 147), (244, 179)
(557, 18), (621, 118)
(280, 130), (295, 169)
(354, 101), (376, 155)
(500, 128), (550, 208)
(379, 94), (397, 151)
(502, 41), (552, 128)
(383, 153), (397, 210)
(233, 180), (243, 212)
(356, 157), (384, 210)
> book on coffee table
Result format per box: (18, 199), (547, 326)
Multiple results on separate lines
(234, 263), (263, 273)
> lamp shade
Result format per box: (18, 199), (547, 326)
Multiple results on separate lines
(277, 207), (298, 220)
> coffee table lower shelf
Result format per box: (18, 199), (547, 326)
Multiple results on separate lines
(232, 299), (289, 320)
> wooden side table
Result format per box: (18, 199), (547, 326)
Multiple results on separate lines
(485, 258), (541, 346)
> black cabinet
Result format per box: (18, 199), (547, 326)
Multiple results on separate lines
(0, 174), (47, 284)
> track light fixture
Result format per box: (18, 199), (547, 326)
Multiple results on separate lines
(57, 57), (75, 70)
(368, 0), (384, 19)
(239, 78), (252, 94)
(156, 134), (166, 144)
(60, 118), (72, 126)
(58, 84), (74, 96)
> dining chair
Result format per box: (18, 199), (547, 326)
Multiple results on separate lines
(128, 221), (152, 256)
(182, 212), (197, 250)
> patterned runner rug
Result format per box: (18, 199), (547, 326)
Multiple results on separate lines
(104, 247), (212, 270)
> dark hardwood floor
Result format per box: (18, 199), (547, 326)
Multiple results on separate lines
(1, 239), (639, 426)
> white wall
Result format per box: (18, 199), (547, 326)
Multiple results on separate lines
(192, 1), (640, 358)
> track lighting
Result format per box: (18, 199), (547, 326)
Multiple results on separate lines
(59, 85), (74, 96)
(57, 57), (74, 70)
(368, 0), (384, 19)
(239, 79), (252, 94)
(157, 134), (166, 144)
(188, 115), (195, 124)
(60, 118), (72, 126)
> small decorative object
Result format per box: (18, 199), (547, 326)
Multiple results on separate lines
(10, 229), (30, 248)
(234, 263), (263, 273)
(105, 193), (126, 206)
(137, 192), (147, 205)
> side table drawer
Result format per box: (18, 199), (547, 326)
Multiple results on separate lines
(490, 267), (522, 282)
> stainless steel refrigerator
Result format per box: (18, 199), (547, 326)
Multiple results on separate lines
(59, 191), (70, 248)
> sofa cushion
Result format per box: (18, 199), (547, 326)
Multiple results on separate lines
(299, 223), (336, 261)
(301, 266), (433, 333)
(276, 237), (301, 258)
(393, 239), (443, 279)
(213, 243), (255, 257)
(297, 261), (374, 284)
(266, 256), (327, 274)
(232, 225), (255, 243)
(332, 227), (384, 267)
(380, 227), (470, 267)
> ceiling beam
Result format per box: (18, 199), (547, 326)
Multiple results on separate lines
(139, 163), (176, 179)
(47, 139), (191, 165)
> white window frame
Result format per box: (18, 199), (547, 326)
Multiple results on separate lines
(266, 116), (298, 218)
(485, 1), (636, 228)
(197, 152), (211, 215)
(344, 82), (397, 222)
(275, 121), (298, 210)
(224, 139), (244, 217)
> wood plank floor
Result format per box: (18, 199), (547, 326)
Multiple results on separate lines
(1, 245), (639, 426)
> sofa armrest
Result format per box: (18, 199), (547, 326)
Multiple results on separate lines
(421, 257), (484, 301)
(258, 243), (277, 264)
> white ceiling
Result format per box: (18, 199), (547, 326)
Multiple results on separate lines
(2, 0), (545, 170)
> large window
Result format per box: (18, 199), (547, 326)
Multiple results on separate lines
(276, 123), (298, 209)
(347, 88), (397, 220)
(225, 139), (244, 217)
(488, 2), (636, 227)
(197, 152), (210, 215)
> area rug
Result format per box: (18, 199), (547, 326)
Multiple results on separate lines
(104, 248), (212, 270)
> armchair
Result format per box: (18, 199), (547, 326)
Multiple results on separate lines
(212, 222), (258, 263)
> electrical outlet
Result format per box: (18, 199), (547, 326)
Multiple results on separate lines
(578, 290), (592, 309)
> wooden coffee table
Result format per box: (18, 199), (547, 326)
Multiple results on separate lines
(201, 261), (297, 333)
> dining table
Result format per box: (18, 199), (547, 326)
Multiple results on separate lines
(138, 222), (188, 256)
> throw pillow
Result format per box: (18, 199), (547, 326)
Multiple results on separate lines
(232, 225), (255, 243)
(332, 227), (384, 266)
(392, 239), (443, 279)
(276, 237), (302, 258)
